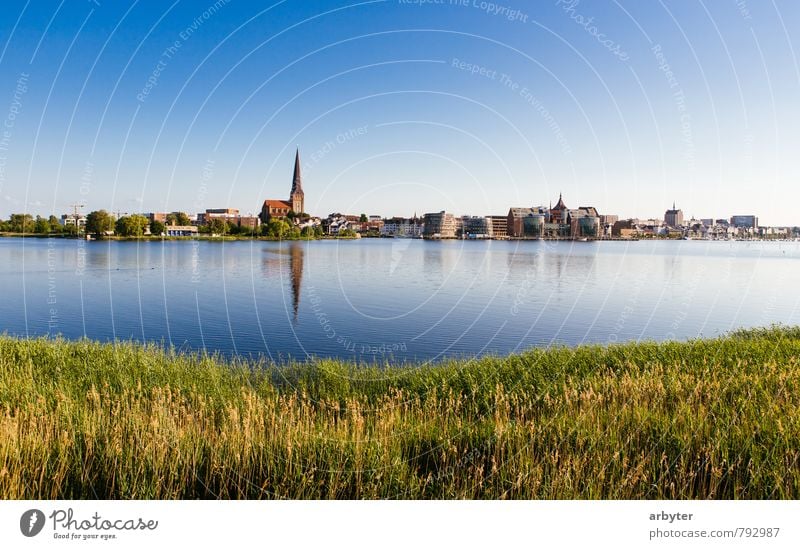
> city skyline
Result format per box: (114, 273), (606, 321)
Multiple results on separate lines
(1, 1), (799, 225)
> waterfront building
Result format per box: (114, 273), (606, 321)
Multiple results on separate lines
(570, 215), (600, 238)
(489, 215), (508, 238)
(260, 149), (306, 224)
(507, 207), (548, 238)
(549, 193), (568, 224)
(165, 225), (198, 237)
(461, 216), (493, 239)
(730, 215), (758, 229)
(423, 211), (457, 238)
(564, 207), (600, 238)
(664, 202), (684, 228)
(381, 216), (424, 238)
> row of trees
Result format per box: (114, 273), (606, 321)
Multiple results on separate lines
(0, 214), (77, 235)
(2, 210), (327, 239)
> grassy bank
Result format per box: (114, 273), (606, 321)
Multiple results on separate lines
(1, 328), (799, 499)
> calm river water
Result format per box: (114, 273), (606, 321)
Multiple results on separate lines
(0, 237), (797, 362)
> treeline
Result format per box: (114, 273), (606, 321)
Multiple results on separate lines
(0, 213), (72, 235)
(1, 210), (327, 239)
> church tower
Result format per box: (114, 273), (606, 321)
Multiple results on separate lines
(290, 148), (304, 214)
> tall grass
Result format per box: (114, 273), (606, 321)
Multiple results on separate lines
(1, 327), (799, 499)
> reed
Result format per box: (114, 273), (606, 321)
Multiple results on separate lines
(1, 326), (799, 499)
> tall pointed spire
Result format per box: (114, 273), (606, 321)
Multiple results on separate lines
(289, 148), (305, 214)
(291, 148), (303, 195)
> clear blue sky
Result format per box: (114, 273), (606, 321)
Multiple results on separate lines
(1, 0), (798, 225)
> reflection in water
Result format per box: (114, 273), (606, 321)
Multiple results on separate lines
(289, 242), (303, 321)
(261, 243), (304, 321)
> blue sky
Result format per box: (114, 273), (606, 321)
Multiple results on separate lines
(0, 0), (798, 224)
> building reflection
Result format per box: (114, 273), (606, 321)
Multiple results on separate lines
(289, 242), (303, 321)
(262, 242), (304, 322)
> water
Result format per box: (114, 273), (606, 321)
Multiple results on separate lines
(1, 237), (797, 362)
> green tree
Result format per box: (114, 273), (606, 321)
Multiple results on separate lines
(264, 218), (291, 238)
(209, 218), (227, 235)
(0, 219), (10, 232)
(85, 210), (114, 237)
(359, 213), (368, 223)
(48, 215), (61, 233)
(338, 228), (357, 238)
(9, 213), (34, 233)
(149, 220), (165, 236)
(166, 212), (191, 226)
(34, 216), (50, 234)
(115, 214), (149, 237)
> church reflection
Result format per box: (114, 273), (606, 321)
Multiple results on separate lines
(289, 242), (303, 320)
(262, 242), (304, 322)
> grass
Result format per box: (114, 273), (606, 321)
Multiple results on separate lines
(1, 326), (799, 499)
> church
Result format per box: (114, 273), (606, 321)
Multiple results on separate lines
(260, 149), (305, 224)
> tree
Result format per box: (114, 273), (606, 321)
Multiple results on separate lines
(9, 213), (34, 233)
(359, 213), (368, 223)
(338, 228), (357, 238)
(166, 212), (191, 226)
(34, 216), (50, 234)
(48, 215), (61, 233)
(115, 214), (149, 237)
(149, 220), (165, 236)
(264, 218), (291, 239)
(301, 225), (323, 239)
(85, 210), (114, 237)
(208, 218), (227, 235)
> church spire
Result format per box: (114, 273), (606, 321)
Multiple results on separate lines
(288, 148), (305, 215)
(291, 148), (303, 196)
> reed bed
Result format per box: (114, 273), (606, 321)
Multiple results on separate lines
(1, 326), (799, 499)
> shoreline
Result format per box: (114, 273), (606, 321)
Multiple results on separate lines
(1, 232), (796, 243)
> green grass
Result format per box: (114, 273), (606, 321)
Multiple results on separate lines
(1, 327), (799, 499)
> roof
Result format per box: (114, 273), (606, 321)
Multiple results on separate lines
(552, 193), (567, 210)
(263, 199), (292, 209)
(508, 207), (544, 217)
(291, 148), (303, 196)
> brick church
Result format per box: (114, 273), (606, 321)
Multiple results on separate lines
(260, 149), (305, 224)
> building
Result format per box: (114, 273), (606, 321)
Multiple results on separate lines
(236, 216), (260, 231)
(196, 208), (240, 225)
(507, 207), (547, 238)
(730, 215), (758, 229)
(260, 149), (306, 224)
(423, 211), (457, 238)
(571, 215), (600, 238)
(549, 193), (568, 224)
(489, 216), (508, 238)
(60, 213), (86, 229)
(461, 216), (493, 239)
(599, 214), (618, 237)
(146, 213), (168, 224)
(664, 202), (684, 228)
(381, 216), (424, 238)
(165, 225), (198, 237)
